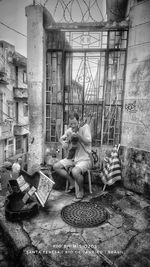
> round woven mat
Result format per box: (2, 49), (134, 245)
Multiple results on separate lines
(61, 202), (108, 228)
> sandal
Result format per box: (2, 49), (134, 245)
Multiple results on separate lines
(72, 191), (84, 201)
(65, 186), (75, 193)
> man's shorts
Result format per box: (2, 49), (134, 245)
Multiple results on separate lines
(59, 158), (91, 174)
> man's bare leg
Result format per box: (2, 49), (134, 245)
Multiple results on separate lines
(53, 162), (74, 188)
(72, 167), (84, 198)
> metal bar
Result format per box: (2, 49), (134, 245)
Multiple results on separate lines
(120, 31), (129, 144)
(47, 48), (127, 53)
(62, 51), (66, 134)
(100, 31), (110, 145)
(55, 52), (59, 142)
(82, 52), (86, 119)
(49, 102), (122, 107)
(46, 22), (129, 32)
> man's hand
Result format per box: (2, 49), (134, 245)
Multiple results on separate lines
(62, 140), (69, 150)
(71, 132), (78, 138)
(71, 132), (79, 144)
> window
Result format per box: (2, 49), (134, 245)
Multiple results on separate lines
(16, 102), (18, 123)
(16, 66), (18, 87)
(16, 136), (22, 154)
(8, 139), (13, 145)
(7, 101), (13, 118)
(7, 139), (14, 157)
(23, 71), (27, 83)
(23, 103), (28, 117)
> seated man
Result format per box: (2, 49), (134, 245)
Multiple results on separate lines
(53, 112), (92, 200)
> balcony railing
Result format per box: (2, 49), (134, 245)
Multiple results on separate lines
(14, 124), (29, 136)
(0, 121), (13, 140)
(13, 87), (28, 100)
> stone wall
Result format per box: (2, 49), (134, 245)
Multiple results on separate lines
(122, 0), (150, 150)
(121, 0), (150, 193)
(119, 145), (150, 195)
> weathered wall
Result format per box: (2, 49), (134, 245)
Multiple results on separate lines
(26, 5), (47, 173)
(122, 0), (150, 151)
(47, 31), (66, 50)
(0, 43), (15, 117)
(120, 0), (150, 194)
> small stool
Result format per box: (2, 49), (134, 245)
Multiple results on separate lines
(65, 169), (92, 194)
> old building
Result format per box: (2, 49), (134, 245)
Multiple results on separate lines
(25, 0), (150, 195)
(0, 41), (29, 168)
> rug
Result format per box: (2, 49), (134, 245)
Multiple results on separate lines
(61, 201), (108, 228)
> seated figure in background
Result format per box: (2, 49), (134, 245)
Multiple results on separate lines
(12, 158), (22, 179)
(53, 112), (92, 200)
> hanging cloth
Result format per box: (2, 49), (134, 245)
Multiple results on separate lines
(101, 145), (121, 186)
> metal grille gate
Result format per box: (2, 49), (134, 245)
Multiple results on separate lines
(46, 29), (128, 152)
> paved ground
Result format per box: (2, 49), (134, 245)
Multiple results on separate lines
(0, 229), (13, 267)
(0, 199), (17, 267)
(0, 180), (150, 267)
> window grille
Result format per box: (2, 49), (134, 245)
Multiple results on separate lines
(16, 136), (22, 154)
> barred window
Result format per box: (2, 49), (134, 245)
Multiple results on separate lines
(16, 136), (22, 154)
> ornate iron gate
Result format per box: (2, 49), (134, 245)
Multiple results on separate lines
(46, 29), (128, 150)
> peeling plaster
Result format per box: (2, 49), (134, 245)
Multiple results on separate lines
(129, 57), (150, 97)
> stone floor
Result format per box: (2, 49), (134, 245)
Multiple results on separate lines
(0, 183), (150, 267)
(0, 210), (17, 267)
(0, 230), (12, 267)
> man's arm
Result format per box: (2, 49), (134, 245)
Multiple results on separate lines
(74, 124), (91, 146)
(59, 128), (72, 149)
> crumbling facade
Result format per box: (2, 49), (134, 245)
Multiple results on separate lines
(0, 41), (29, 168)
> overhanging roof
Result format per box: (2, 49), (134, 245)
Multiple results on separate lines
(13, 52), (27, 67)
